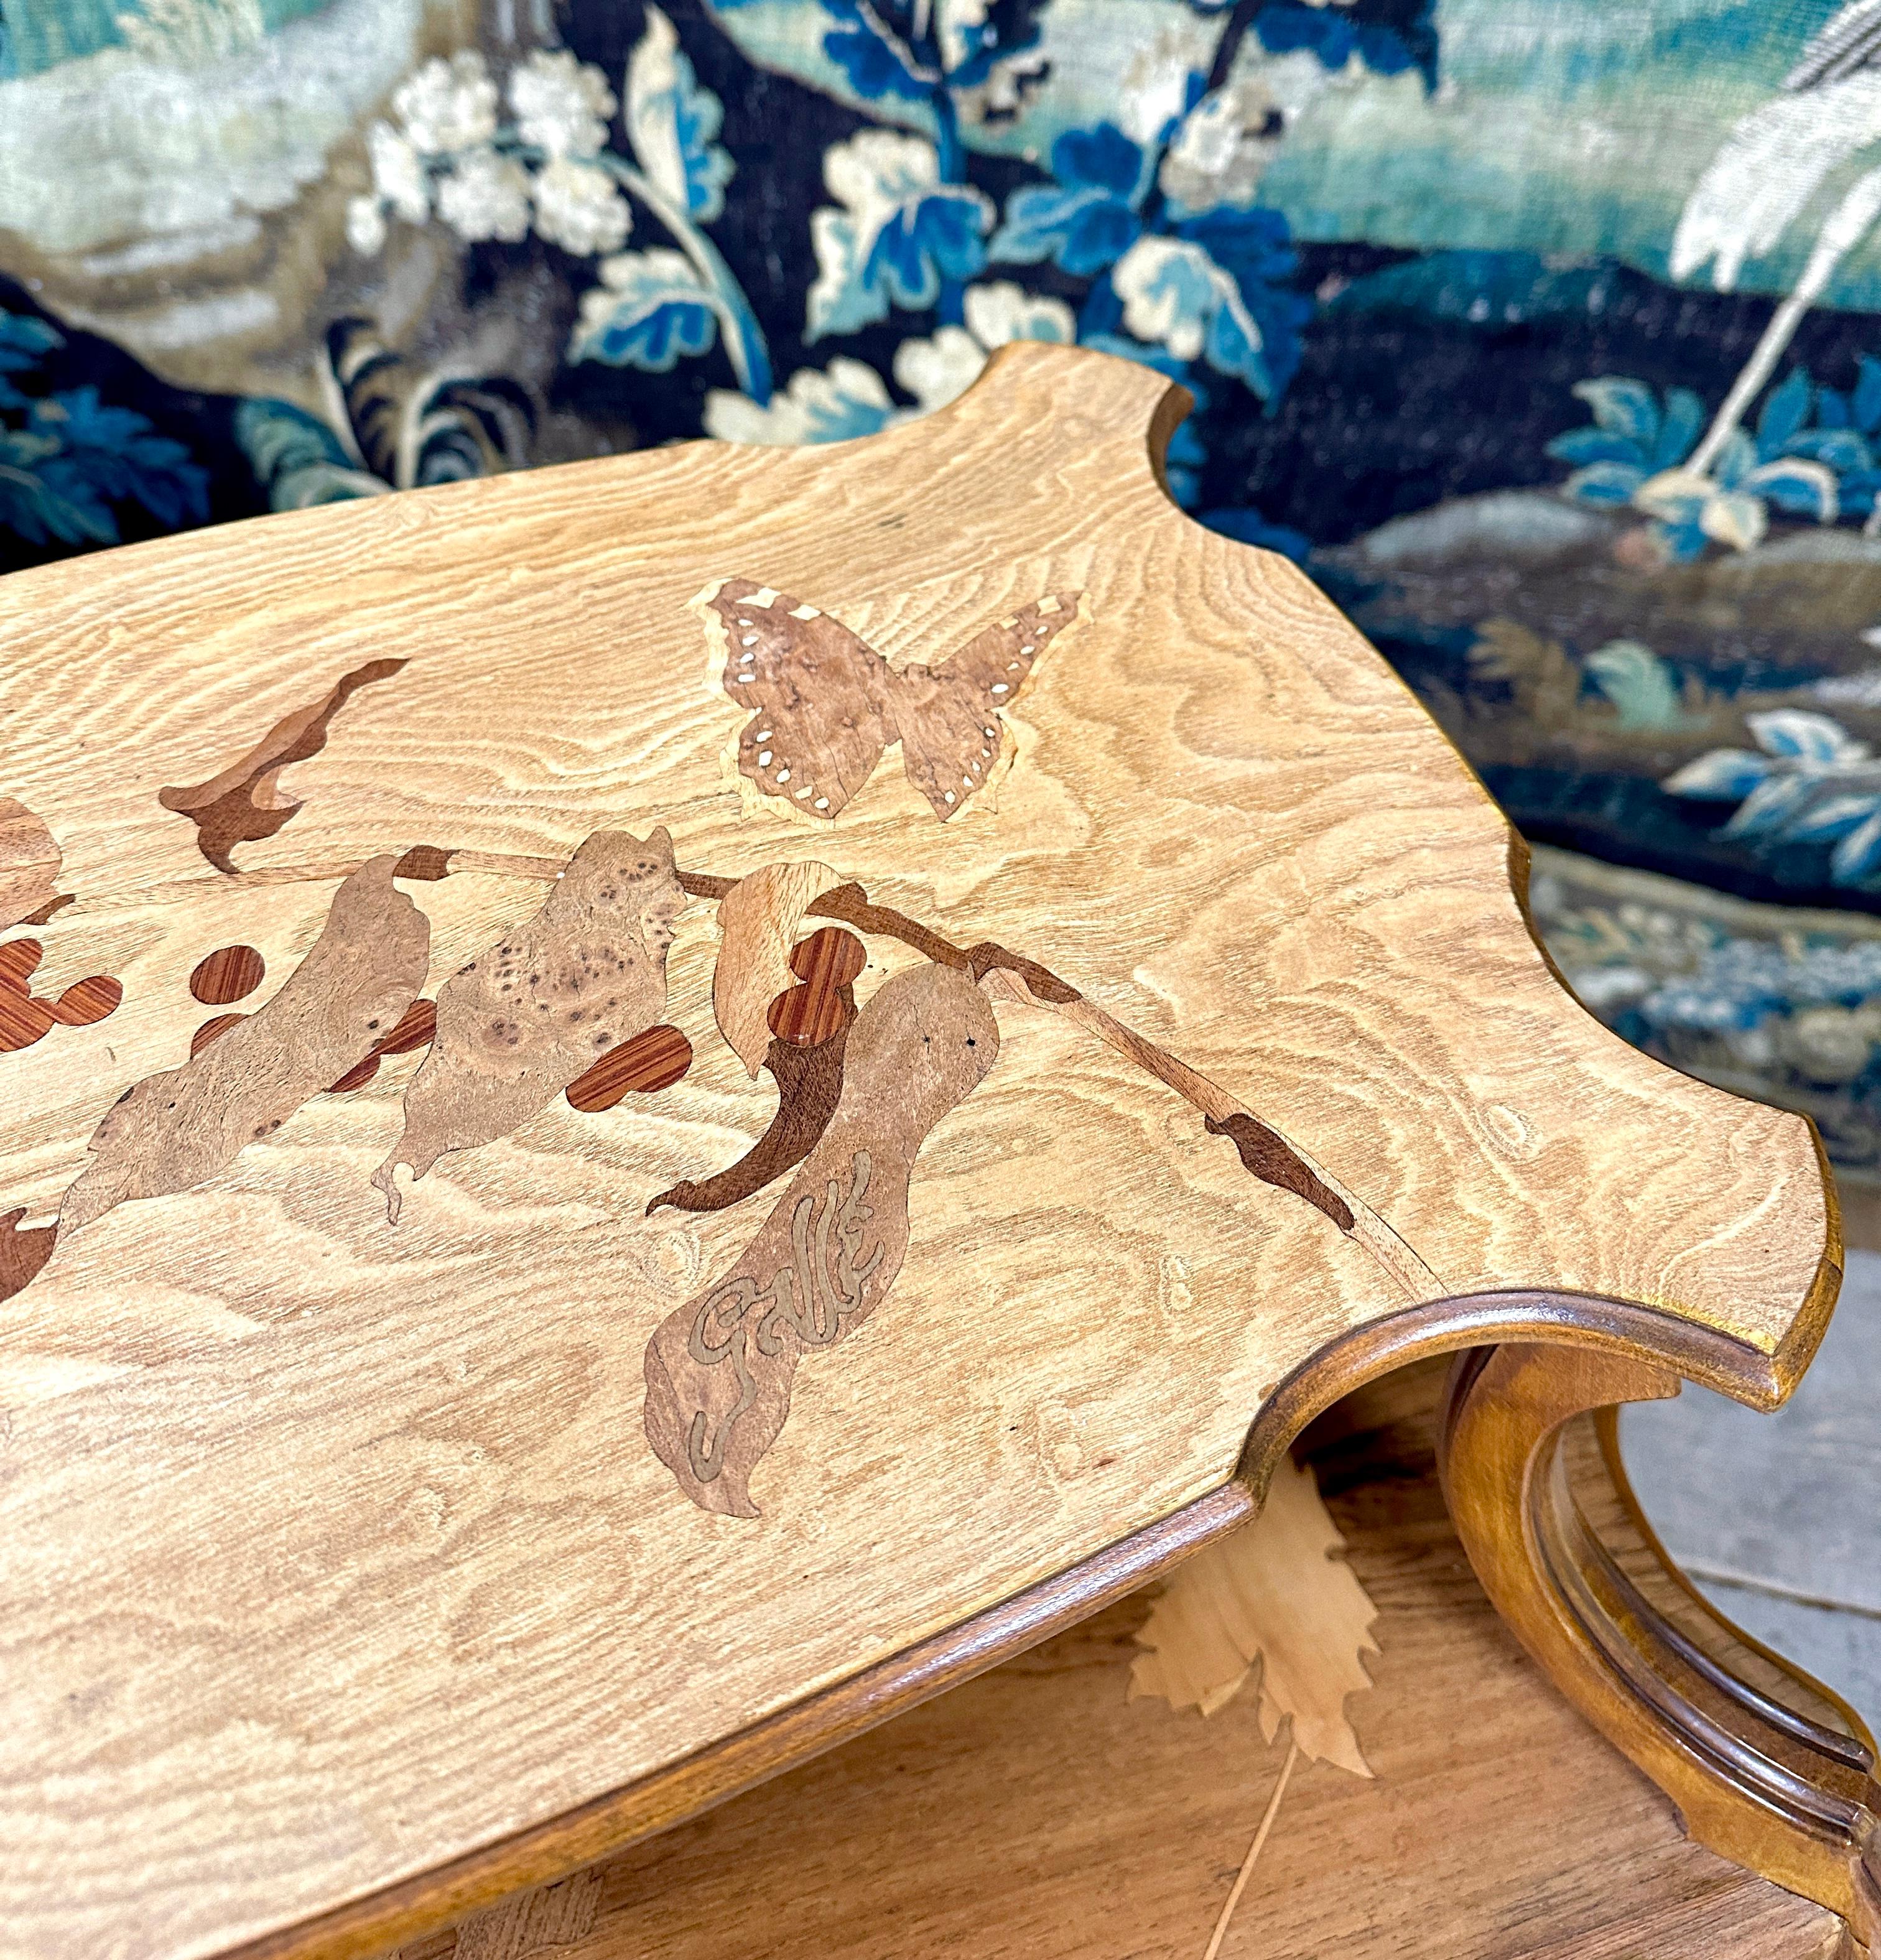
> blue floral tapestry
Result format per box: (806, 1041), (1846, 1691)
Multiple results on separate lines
(11, 0), (1881, 1177)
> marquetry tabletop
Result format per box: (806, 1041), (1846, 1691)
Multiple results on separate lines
(0, 342), (1860, 1960)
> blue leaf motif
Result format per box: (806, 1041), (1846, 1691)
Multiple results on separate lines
(0, 309), (62, 411)
(28, 388), (209, 528)
(1113, 236), (1273, 394)
(820, 0), (934, 101)
(626, 6), (735, 223)
(1832, 810), (1881, 885)
(235, 399), (385, 508)
(807, 131), (992, 341)
(1663, 749), (1775, 801)
(1546, 429), (1643, 468)
(1571, 378), (1658, 447)
(1653, 387), (1704, 468)
(704, 359), (899, 446)
(0, 426), (117, 546)
(1744, 458), (1838, 522)
(1560, 460), (1647, 508)
(1755, 368), (1813, 459)
(988, 124), (1145, 277)
(1721, 773), (1821, 838)
(1748, 708), (1869, 764)
(570, 248), (721, 369)
(1712, 427), (1757, 489)
(1787, 792), (1881, 843)
(1855, 355), (1881, 434)
(1781, 427), (1874, 473)
(1816, 387), (1851, 430)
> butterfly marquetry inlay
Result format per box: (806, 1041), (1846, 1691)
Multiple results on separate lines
(698, 576), (1084, 821)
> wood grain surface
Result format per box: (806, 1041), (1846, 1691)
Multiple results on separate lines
(381, 1368), (1849, 1960)
(0, 341), (1841, 1960)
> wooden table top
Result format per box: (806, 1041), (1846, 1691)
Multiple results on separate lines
(0, 342), (1839, 1960)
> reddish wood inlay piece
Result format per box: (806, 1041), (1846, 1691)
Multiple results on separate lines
(0, 990), (54, 1051)
(376, 998), (437, 1056)
(0, 938), (44, 992)
(566, 1024), (693, 1112)
(768, 927), (866, 1048)
(190, 945), (266, 1005)
(190, 1013), (246, 1057)
(22, 894), (72, 927)
(51, 977), (123, 1027)
(0, 1206), (56, 1305)
(323, 999), (437, 1094)
(789, 926), (868, 987)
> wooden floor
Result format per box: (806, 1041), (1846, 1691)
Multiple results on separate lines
(389, 1363), (1846, 1960)
(1627, 1242), (1881, 1738)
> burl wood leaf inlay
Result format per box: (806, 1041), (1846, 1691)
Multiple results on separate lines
(0, 796), (61, 931)
(697, 578), (1082, 822)
(644, 962), (998, 1517)
(159, 657), (406, 872)
(372, 829), (684, 1220)
(61, 857), (429, 1235)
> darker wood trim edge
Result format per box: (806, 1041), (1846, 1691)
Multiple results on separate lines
(221, 1284), (1836, 1960)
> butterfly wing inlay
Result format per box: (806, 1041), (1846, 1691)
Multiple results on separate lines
(699, 578), (1083, 821)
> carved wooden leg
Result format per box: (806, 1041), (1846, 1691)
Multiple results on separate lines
(1439, 1343), (1881, 1951)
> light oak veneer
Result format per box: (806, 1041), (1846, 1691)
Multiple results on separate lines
(0, 343), (1844, 1959)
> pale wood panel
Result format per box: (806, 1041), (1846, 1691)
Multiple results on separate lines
(383, 1368), (1847, 1960)
(0, 343), (1836, 1959)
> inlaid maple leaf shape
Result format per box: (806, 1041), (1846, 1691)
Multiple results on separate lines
(697, 577), (1083, 820)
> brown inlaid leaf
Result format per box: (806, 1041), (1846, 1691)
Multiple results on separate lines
(647, 1014), (850, 1217)
(699, 578), (899, 820)
(1130, 1452), (1378, 1776)
(565, 1023), (692, 1112)
(190, 945), (266, 1005)
(1, 1205), (57, 1305)
(157, 657), (406, 873)
(712, 857), (845, 1075)
(372, 829), (684, 1221)
(0, 797), (61, 933)
(698, 578), (1083, 824)
(644, 963), (999, 1518)
(61, 857), (430, 1236)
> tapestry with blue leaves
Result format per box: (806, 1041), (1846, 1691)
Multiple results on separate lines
(14, 0), (1881, 1174)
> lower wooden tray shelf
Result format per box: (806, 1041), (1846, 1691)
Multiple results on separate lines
(389, 1363), (1848, 1960)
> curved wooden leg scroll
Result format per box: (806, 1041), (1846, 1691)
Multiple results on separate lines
(1440, 1344), (1881, 1950)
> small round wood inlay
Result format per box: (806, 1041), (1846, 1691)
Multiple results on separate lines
(190, 945), (266, 1006)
